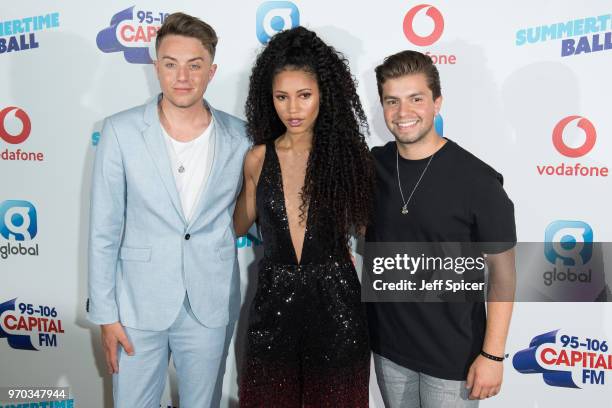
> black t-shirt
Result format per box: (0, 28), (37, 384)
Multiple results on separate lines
(366, 139), (516, 381)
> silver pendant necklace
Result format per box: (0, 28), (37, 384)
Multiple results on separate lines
(396, 146), (435, 215)
(159, 102), (197, 174)
(173, 139), (198, 174)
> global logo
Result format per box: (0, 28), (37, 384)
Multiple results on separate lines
(403, 4), (444, 46)
(542, 220), (593, 288)
(0, 200), (37, 241)
(513, 330), (611, 388)
(256, 1), (300, 44)
(544, 220), (593, 267)
(97, 6), (169, 64)
(0, 200), (40, 260)
(0, 298), (65, 350)
(0, 107), (31, 145)
(236, 233), (262, 249)
(434, 113), (443, 136)
(552, 116), (596, 158)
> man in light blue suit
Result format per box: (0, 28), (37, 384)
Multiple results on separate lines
(87, 13), (250, 407)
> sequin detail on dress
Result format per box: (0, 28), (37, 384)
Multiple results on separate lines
(240, 143), (370, 407)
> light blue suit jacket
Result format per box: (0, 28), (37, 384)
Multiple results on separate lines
(88, 95), (250, 330)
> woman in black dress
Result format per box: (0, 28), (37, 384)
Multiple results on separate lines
(233, 26), (374, 407)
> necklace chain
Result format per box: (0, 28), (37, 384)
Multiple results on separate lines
(171, 139), (198, 174)
(159, 103), (202, 174)
(396, 146), (435, 215)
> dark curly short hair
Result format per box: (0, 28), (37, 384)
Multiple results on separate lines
(375, 50), (441, 102)
(245, 26), (374, 248)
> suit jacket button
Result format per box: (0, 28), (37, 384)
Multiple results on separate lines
(185, 234), (191, 240)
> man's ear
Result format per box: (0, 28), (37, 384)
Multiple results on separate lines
(434, 95), (443, 115)
(153, 59), (160, 80)
(208, 63), (218, 82)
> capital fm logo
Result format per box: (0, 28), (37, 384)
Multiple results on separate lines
(97, 6), (169, 64)
(0, 106), (45, 162)
(537, 116), (608, 177)
(402, 5), (456, 65)
(0, 298), (65, 350)
(0, 200), (40, 260)
(542, 220), (593, 287)
(513, 329), (612, 389)
(256, 1), (300, 44)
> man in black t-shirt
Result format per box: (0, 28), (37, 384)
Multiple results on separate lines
(366, 51), (516, 407)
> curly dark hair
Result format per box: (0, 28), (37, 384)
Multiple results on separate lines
(245, 26), (374, 248)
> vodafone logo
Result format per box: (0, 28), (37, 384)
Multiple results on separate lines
(0, 107), (31, 145)
(0, 107), (44, 162)
(552, 116), (596, 158)
(403, 4), (444, 46)
(536, 115), (607, 178)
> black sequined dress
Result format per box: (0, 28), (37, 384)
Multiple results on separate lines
(240, 143), (370, 407)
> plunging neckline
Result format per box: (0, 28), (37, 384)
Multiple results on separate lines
(270, 144), (310, 265)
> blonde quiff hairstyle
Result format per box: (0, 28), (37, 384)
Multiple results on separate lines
(155, 12), (218, 59)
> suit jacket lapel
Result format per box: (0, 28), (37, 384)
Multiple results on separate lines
(187, 103), (232, 230)
(141, 97), (186, 224)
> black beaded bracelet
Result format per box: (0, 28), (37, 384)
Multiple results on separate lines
(480, 350), (506, 362)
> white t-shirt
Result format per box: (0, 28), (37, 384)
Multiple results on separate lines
(163, 118), (214, 222)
